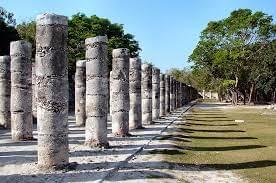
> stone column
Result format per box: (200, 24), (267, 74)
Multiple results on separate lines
(129, 57), (142, 129)
(159, 73), (165, 116)
(85, 36), (109, 147)
(32, 63), (37, 123)
(152, 67), (160, 120)
(177, 81), (181, 107)
(170, 76), (174, 112)
(165, 74), (170, 114)
(174, 79), (177, 109)
(0, 56), (11, 129)
(178, 82), (182, 107)
(10, 40), (33, 141)
(75, 60), (86, 126)
(109, 71), (113, 119)
(142, 63), (152, 124)
(175, 80), (178, 108)
(36, 14), (69, 169)
(111, 48), (130, 136)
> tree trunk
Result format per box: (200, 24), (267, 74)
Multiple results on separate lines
(232, 76), (239, 105)
(248, 83), (255, 104)
(242, 90), (246, 105)
(273, 88), (276, 103)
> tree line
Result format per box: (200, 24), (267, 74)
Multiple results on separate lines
(0, 7), (141, 78)
(171, 9), (276, 104)
(0, 7), (141, 110)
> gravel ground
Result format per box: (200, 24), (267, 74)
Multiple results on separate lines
(0, 104), (192, 183)
(0, 102), (245, 183)
(105, 105), (245, 183)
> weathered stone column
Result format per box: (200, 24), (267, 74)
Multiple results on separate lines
(32, 63), (37, 123)
(142, 63), (152, 124)
(75, 60), (86, 126)
(36, 14), (69, 169)
(129, 57), (142, 129)
(165, 74), (170, 114)
(0, 56), (11, 129)
(183, 84), (188, 104)
(175, 80), (178, 108)
(111, 48), (130, 136)
(170, 76), (174, 112)
(159, 73), (165, 116)
(174, 79), (177, 109)
(109, 71), (113, 118)
(179, 83), (183, 107)
(177, 81), (181, 108)
(10, 40), (33, 141)
(85, 36), (109, 147)
(152, 67), (160, 120)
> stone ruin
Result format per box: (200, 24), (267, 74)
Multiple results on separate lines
(0, 13), (199, 170)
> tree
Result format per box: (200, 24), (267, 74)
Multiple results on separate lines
(17, 13), (141, 110)
(17, 13), (141, 76)
(0, 7), (19, 55)
(67, 13), (140, 76)
(189, 9), (276, 104)
(17, 21), (36, 59)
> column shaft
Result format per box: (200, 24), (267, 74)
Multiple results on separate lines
(129, 58), (142, 129)
(165, 75), (170, 113)
(0, 56), (11, 129)
(152, 67), (160, 120)
(10, 40), (33, 141)
(159, 74), (165, 116)
(142, 63), (152, 124)
(111, 48), (130, 136)
(75, 60), (86, 126)
(85, 36), (109, 147)
(36, 13), (69, 169)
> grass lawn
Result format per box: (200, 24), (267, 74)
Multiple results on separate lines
(160, 102), (276, 183)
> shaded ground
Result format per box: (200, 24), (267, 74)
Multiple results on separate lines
(1, 102), (275, 182)
(0, 105), (192, 182)
(107, 102), (276, 183)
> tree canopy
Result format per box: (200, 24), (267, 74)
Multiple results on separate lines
(0, 7), (19, 55)
(17, 13), (141, 77)
(188, 9), (276, 104)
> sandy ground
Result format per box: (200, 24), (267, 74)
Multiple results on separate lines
(0, 102), (246, 183)
(105, 106), (245, 183)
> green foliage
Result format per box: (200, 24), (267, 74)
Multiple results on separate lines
(0, 7), (19, 55)
(17, 13), (141, 76)
(67, 13), (140, 76)
(16, 21), (36, 59)
(222, 80), (236, 88)
(189, 9), (276, 102)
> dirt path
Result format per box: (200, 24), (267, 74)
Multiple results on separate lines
(0, 104), (192, 182)
(105, 103), (246, 183)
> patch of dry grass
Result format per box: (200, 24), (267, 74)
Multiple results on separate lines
(161, 103), (276, 183)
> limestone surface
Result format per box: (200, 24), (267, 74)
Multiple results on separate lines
(141, 63), (152, 124)
(152, 67), (160, 120)
(170, 76), (174, 112)
(165, 74), (170, 114)
(10, 40), (33, 141)
(75, 60), (86, 127)
(129, 57), (142, 129)
(159, 73), (165, 116)
(111, 48), (130, 136)
(32, 63), (37, 123)
(85, 36), (109, 147)
(36, 13), (69, 169)
(0, 56), (11, 129)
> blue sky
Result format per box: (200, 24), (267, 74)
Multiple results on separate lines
(2, 0), (276, 72)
